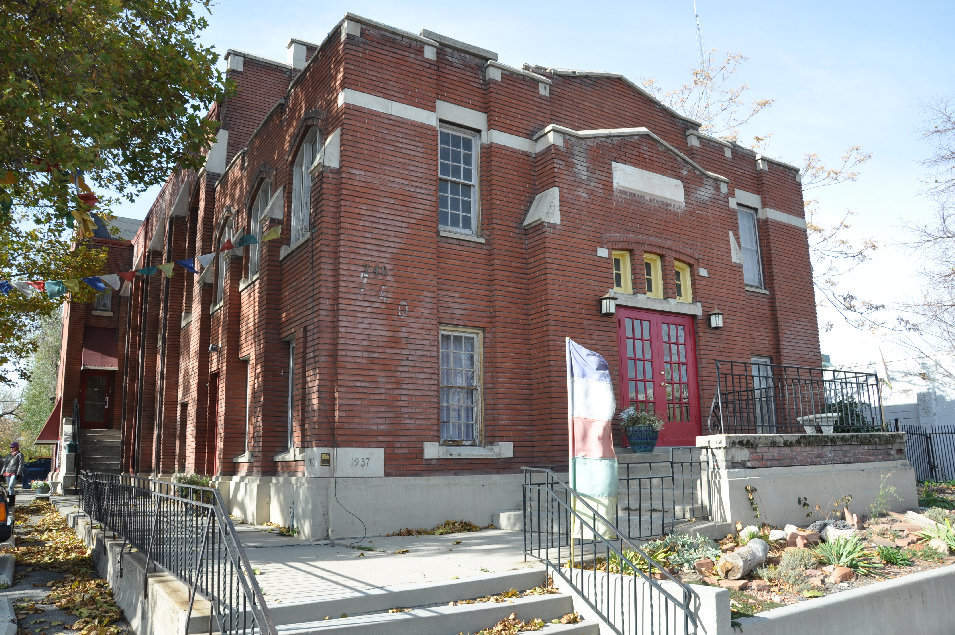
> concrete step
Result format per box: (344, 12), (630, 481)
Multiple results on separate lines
(79, 429), (122, 440)
(276, 594), (579, 635)
(267, 570), (546, 626)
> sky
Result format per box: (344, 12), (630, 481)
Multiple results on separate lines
(114, 0), (955, 401)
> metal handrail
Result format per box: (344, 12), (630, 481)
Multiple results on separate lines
(523, 467), (696, 634)
(80, 472), (276, 635)
(714, 360), (883, 435)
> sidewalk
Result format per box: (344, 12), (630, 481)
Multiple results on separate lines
(232, 523), (541, 607)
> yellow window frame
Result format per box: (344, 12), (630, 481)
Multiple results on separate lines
(644, 253), (662, 298)
(675, 261), (692, 302)
(612, 250), (632, 293)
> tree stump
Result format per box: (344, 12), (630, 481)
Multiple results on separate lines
(716, 538), (769, 580)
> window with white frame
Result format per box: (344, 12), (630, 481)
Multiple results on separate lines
(285, 337), (295, 450)
(291, 129), (318, 243)
(439, 328), (482, 444)
(248, 181), (270, 277)
(215, 222), (233, 305)
(438, 125), (479, 234)
(737, 205), (764, 288)
(93, 288), (112, 312)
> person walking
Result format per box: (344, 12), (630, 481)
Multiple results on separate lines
(2, 442), (23, 493)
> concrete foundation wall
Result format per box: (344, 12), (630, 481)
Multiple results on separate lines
(216, 472), (525, 539)
(709, 460), (917, 527)
(554, 568), (731, 635)
(58, 502), (211, 634)
(735, 564), (955, 634)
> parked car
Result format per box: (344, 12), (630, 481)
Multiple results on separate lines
(23, 458), (51, 487)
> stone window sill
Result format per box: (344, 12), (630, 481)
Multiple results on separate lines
(274, 447), (305, 462)
(279, 232), (311, 261)
(239, 273), (260, 292)
(233, 452), (252, 464)
(91, 310), (113, 317)
(745, 285), (770, 295)
(422, 442), (513, 459)
(439, 229), (486, 244)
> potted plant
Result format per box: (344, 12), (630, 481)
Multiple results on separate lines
(619, 406), (665, 453)
(31, 480), (51, 496)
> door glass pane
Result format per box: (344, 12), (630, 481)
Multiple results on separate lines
(85, 375), (108, 422)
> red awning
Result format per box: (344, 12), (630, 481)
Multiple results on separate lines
(81, 326), (118, 369)
(35, 397), (61, 445)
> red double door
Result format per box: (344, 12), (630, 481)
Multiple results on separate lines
(616, 308), (701, 446)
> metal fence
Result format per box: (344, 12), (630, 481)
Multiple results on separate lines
(713, 360), (884, 435)
(80, 472), (276, 635)
(523, 467), (696, 635)
(618, 448), (713, 539)
(893, 422), (955, 482)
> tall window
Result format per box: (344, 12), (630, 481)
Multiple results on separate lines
(243, 358), (251, 455)
(248, 181), (270, 277)
(285, 337), (295, 450)
(291, 130), (317, 243)
(644, 253), (662, 299)
(439, 328), (482, 444)
(674, 261), (692, 302)
(215, 222), (233, 305)
(93, 288), (112, 312)
(438, 125), (479, 234)
(612, 250), (632, 293)
(737, 206), (764, 288)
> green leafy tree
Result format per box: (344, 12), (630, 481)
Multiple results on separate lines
(16, 309), (62, 454)
(0, 0), (228, 382)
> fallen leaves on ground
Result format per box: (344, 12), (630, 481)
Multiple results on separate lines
(467, 611), (580, 634)
(387, 520), (494, 537)
(5, 498), (129, 633)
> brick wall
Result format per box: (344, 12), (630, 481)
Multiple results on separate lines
(56, 15), (825, 480)
(700, 433), (908, 469)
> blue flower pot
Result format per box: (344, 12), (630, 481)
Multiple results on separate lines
(625, 426), (659, 453)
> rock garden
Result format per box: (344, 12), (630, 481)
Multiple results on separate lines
(639, 479), (955, 619)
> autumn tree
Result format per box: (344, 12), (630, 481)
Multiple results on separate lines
(0, 0), (227, 381)
(643, 49), (877, 331)
(893, 98), (955, 391)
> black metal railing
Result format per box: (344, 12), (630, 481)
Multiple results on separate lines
(894, 422), (955, 482)
(618, 448), (713, 539)
(523, 467), (696, 634)
(80, 472), (276, 635)
(713, 360), (883, 435)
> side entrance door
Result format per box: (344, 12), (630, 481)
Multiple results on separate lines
(616, 308), (701, 446)
(202, 373), (220, 475)
(80, 369), (113, 429)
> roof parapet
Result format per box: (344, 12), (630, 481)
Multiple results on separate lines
(534, 124), (728, 184)
(526, 65), (702, 128)
(420, 29), (498, 61)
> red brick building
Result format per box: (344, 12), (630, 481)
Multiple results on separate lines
(50, 14), (820, 536)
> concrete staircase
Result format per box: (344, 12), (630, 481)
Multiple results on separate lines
(269, 570), (596, 635)
(78, 429), (122, 473)
(495, 447), (715, 539)
(616, 447), (713, 537)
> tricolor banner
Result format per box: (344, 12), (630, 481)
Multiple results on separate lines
(566, 338), (618, 539)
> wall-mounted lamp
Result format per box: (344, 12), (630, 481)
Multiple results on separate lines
(708, 310), (724, 329)
(208, 344), (221, 353)
(599, 294), (617, 317)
